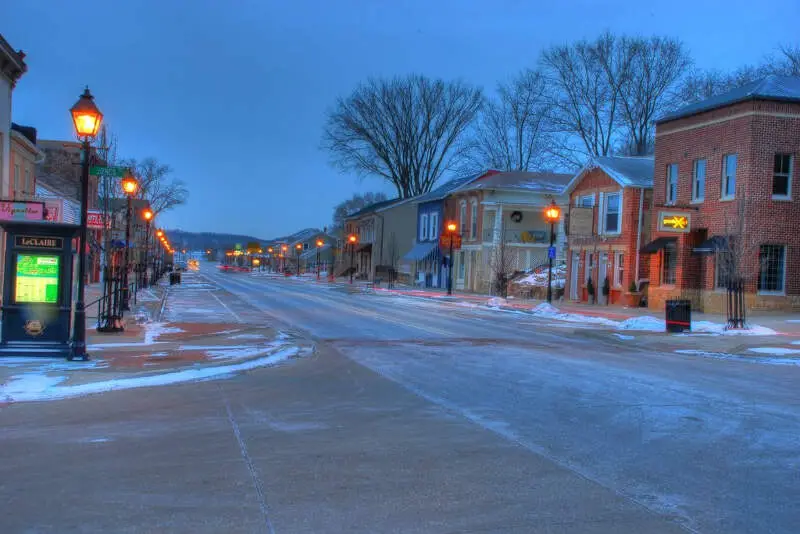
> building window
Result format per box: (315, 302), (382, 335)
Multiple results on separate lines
(773, 154), (792, 199)
(430, 212), (438, 240)
(666, 164), (678, 205)
(470, 201), (478, 239)
(459, 202), (467, 235)
(420, 213), (428, 241)
(579, 194), (594, 207)
(458, 250), (466, 279)
(758, 245), (786, 293)
(722, 154), (737, 199)
(661, 243), (677, 285)
(303, 242), (309, 250)
(586, 253), (593, 282)
(614, 252), (624, 287)
(13, 164), (20, 197)
(602, 192), (621, 234)
(692, 159), (706, 202)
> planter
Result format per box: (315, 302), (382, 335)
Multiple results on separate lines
(625, 292), (642, 308)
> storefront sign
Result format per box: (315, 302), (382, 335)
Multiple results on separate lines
(0, 201), (45, 222)
(569, 206), (593, 236)
(15, 236), (64, 249)
(87, 210), (109, 229)
(658, 211), (691, 233)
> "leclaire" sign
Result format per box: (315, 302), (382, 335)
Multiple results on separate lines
(0, 201), (45, 222)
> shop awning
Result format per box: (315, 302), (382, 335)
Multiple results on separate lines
(402, 241), (437, 262)
(640, 236), (677, 253)
(693, 235), (728, 254)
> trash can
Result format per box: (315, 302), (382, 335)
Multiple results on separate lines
(665, 299), (691, 333)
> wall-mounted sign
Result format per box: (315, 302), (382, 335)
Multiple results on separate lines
(87, 210), (109, 229)
(15, 254), (60, 304)
(658, 211), (691, 233)
(0, 201), (45, 222)
(568, 206), (593, 236)
(15, 236), (64, 249)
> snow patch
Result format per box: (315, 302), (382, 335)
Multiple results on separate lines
(617, 316), (664, 332)
(748, 347), (800, 355)
(487, 297), (507, 308)
(0, 347), (305, 402)
(144, 323), (184, 345)
(229, 333), (266, 340)
(612, 333), (634, 340)
(693, 322), (777, 336)
(531, 303), (618, 326)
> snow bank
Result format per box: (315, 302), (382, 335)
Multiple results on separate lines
(693, 321), (776, 336)
(617, 316), (664, 332)
(0, 346), (306, 403)
(748, 347), (800, 355)
(487, 297), (507, 308)
(530, 303), (618, 326)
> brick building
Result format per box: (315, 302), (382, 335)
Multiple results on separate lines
(564, 156), (654, 304)
(642, 75), (800, 313)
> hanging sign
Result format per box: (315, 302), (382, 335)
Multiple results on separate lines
(658, 211), (691, 233)
(0, 201), (45, 222)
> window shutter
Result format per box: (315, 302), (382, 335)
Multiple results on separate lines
(597, 192), (605, 234)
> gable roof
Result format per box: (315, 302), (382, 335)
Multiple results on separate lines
(564, 156), (654, 194)
(460, 170), (573, 194)
(345, 198), (401, 220)
(413, 170), (492, 204)
(658, 74), (800, 123)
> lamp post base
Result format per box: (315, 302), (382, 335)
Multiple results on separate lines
(68, 306), (90, 361)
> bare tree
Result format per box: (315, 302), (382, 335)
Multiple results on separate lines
(322, 74), (482, 198)
(466, 69), (551, 171)
(489, 221), (517, 298)
(331, 192), (388, 230)
(124, 157), (188, 215)
(606, 36), (691, 155)
(540, 34), (623, 167)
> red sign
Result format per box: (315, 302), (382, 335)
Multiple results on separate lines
(439, 234), (462, 250)
(87, 210), (109, 229)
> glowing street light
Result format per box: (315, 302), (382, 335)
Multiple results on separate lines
(348, 234), (358, 284)
(543, 199), (562, 304)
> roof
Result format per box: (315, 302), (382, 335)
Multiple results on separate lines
(413, 171), (490, 204)
(345, 198), (401, 220)
(658, 75), (800, 123)
(565, 156), (654, 193)
(461, 171), (573, 194)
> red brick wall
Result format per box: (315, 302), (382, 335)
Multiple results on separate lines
(566, 168), (652, 303)
(649, 99), (800, 311)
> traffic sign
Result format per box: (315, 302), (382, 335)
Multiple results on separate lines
(548, 246), (556, 259)
(90, 166), (127, 178)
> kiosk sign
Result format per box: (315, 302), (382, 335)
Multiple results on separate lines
(15, 254), (60, 304)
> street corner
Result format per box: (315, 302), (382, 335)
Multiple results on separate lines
(0, 323), (312, 404)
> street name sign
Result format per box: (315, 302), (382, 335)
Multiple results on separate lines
(90, 166), (127, 178)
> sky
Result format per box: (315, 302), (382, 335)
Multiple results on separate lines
(2, 0), (798, 239)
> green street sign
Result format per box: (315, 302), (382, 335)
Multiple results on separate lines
(90, 166), (127, 178)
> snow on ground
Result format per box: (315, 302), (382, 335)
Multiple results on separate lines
(676, 349), (800, 366)
(530, 303), (619, 327)
(617, 316), (664, 331)
(229, 333), (266, 340)
(612, 333), (634, 340)
(748, 347), (800, 355)
(145, 322), (185, 345)
(487, 297), (507, 308)
(0, 346), (306, 402)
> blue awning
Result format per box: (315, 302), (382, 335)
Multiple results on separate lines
(402, 241), (437, 261)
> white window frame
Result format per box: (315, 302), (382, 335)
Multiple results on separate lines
(757, 244), (787, 295)
(614, 252), (624, 288)
(772, 154), (793, 200)
(722, 154), (737, 200)
(601, 191), (622, 235)
(666, 164), (678, 205)
(13, 163), (20, 197)
(420, 213), (428, 241)
(692, 159), (706, 203)
(470, 200), (478, 239)
(459, 201), (467, 235)
(429, 212), (439, 241)
(579, 194), (594, 207)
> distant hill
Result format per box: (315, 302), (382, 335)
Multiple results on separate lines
(165, 230), (269, 251)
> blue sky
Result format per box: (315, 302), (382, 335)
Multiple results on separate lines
(2, 0), (797, 238)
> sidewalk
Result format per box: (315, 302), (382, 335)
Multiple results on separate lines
(0, 272), (310, 404)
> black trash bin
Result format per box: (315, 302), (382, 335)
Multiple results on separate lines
(665, 299), (691, 333)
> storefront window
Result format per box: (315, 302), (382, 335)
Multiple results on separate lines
(661, 243), (677, 285)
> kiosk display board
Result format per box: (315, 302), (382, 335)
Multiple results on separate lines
(15, 254), (60, 304)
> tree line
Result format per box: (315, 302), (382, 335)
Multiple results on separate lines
(323, 33), (799, 201)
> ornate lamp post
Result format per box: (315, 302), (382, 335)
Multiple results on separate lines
(543, 199), (562, 304)
(445, 222), (457, 296)
(141, 209), (153, 288)
(281, 244), (288, 273)
(316, 239), (324, 280)
(120, 173), (139, 310)
(267, 247), (274, 272)
(68, 88), (103, 361)
(155, 229), (164, 279)
(348, 234), (358, 284)
(295, 243), (302, 275)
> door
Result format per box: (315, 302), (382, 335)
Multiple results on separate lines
(570, 252), (580, 300)
(598, 253), (609, 304)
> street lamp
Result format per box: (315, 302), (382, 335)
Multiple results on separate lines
(281, 244), (288, 273)
(348, 234), (358, 284)
(142, 208), (153, 288)
(543, 199), (561, 304)
(316, 239), (324, 280)
(120, 173), (139, 311)
(445, 222), (458, 296)
(295, 243), (303, 275)
(68, 87), (103, 361)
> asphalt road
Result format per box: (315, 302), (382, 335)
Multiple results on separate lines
(1, 264), (797, 533)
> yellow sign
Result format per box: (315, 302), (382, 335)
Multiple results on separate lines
(658, 211), (691, 233)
